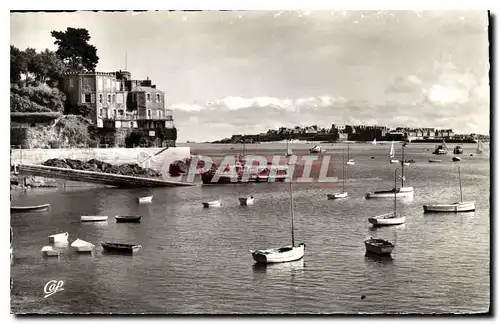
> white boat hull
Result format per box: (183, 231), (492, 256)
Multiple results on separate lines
(403, 162), (410, 166)
(346, 160), (355, 165)
(71, 239), (95, 253)
(48, 232), (69, 243)
(365, 187), (414, 199)
(81, 216), (108, 222)
(251, 243), (305, 264)
(138, 196), (153, 204)
(41, 246), (59, 257)
(423, 201), (475, 213)
(239, 197), (254, 205)
(203, 200), (221, 208)
(368, 213), (406, 226)
(390, 159), (399, 164)
(327, 192), (348, 199)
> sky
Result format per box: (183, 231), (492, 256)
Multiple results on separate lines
(10, 10), (490, 142)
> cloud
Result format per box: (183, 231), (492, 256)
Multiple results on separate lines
(386, 75), (423, 93)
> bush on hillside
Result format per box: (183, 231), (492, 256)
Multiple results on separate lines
(54, 115), (91, 147)
(11, 84), (66, 112)
(10, 93), (52, 113)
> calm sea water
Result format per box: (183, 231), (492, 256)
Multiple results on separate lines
(10, 143), (490, 314)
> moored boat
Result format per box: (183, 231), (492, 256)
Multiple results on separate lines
(429, 159), (442, 163)
(11, 203), (50, 213)
(202, 200), (221, 208)
(70, 238), (95, 253)
(368, 212), (406, 226)
(239, 196), (254, 206)
(423, 164), (476, 213)
(364, 238), (395, 256)
(137, 196), (153, 204)
(327, 147), (348, 199)
(453, 145), (463, 154)
(48, 232), (69, 243)
(309, 145), (326, 153)
(452, 156), (461, 162)
(346, 145), (355, 165)
(251, 142), (306, 264)
(115, 215), (142, 223)
(368, 169), (406, 227)
(41, 246), (59, 257)
(365, 186), (414, 199)
(433, 140), (448, 155)
(423, 201), (476, 213)
(81, 215), (108, 222)
(101, 241), (142, 254)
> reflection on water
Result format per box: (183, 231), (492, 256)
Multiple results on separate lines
(364, 253), (394, 263)
(252, 259), (305, 273)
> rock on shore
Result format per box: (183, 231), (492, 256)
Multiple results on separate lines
(42, 158), (162, 178)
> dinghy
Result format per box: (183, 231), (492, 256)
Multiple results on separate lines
(41, 246), (59, 257)
(433, 140), (448, 155)
(202, 200), (221, 208)
(429, 159), (442, 163)
(368, 169), (406, 226)
(11, 203), (50, 213)
(364, 237), (395, 256)
(81, 215), (108, 222)
(452, 156), (461, 162)
(115, 215), (142, 223)
(423, 164), (476, 213)
(70, 239), (94, 253)
(367, 143), (413, 198)
(251, 143), (306, 264)
(101, 242), (142, 254)
(48, 232), (69, 243)
(137, 196), (153, 204)
(239, 196), (255, 206)
(453, 145), (463, 154)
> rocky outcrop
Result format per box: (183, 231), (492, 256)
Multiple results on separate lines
(42, 158), (162, 178)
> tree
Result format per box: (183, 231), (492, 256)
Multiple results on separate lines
(51, 27), (99, 72)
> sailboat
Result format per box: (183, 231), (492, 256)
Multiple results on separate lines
(423, 164), (475, 213)
(346, 145), (355, 165)
(401, 143), (411, 166)
(327, 147), (348, 199)
(251, 143), (306, 264)
(372, 138), (377, 145)
(238, 142), (255, 205)
(433, 140), (448, 155)
(368, 169), (406, 226)
(476, 140), (485, 154)
(366, 148), (414, 198)
(389, 141), (399, 164)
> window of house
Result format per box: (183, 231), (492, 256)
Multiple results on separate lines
(147, 110), (151, 117)
(119, 110), (124, 116)
(84, 93), (91, 103)
(156, 94), (161, 102)
(130, 122), (134, 128)
(166, 115), (173, 121)
(99, 109), (103, 117)
(107, 94), (111, 103)
(147, 93), (151, 102)
(99, 94), (103, 103)
(113, 109), (117, 117)
(112, 94), (116, 103)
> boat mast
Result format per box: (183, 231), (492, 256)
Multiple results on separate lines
(342, 147), (345, 191)
(347, 145), (350, 160)
(401, 144), (405, 188)
(458, 164), (463, 202)
(288, 139), (295, 247)
(394, 168), (398, 216)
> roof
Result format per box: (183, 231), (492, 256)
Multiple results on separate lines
(130, 86), (163, 93)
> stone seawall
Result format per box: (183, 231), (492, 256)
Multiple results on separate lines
(11, 147), (191, 173)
